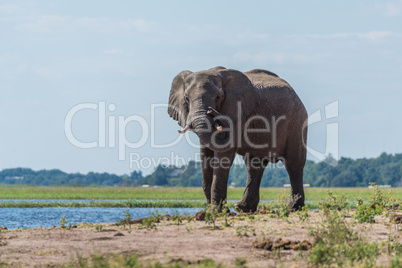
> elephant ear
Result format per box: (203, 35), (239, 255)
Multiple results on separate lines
(168, 70), (192, 128)
(218, 69), (256, 126)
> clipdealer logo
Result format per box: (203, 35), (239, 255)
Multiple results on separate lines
(64, 101), (339, 168)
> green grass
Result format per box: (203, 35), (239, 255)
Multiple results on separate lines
(303, 187), (401, 201)
(1, 185), (401, 200)
(66, 252), (221, 268)
(0, 200), (207, 208)
(0, 185), (206, 200)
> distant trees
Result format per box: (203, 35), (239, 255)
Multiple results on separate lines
(140, 162), (202, 187)
(0, 153), (401, 187)
(128, 153), (402, 187)
(0, 168), (143, 186)
(302, 153), (402, 187)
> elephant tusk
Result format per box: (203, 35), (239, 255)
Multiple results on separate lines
(214, 122), (223, 131)
(207, 107), (221, 117)
(178, 125), (190, 134)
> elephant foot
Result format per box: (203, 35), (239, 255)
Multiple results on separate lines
(234, 201), (258, 213)
(291, 200), (305, 211)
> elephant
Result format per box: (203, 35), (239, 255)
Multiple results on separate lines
(168, 66), (307, 212)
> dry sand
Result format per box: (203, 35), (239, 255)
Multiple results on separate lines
(0, 210), (400, 267)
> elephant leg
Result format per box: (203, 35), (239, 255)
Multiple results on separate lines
(200, 146), (215, 204)
(284, 132), (307, 211)
(234, 155), (267, 213)
(211, 150), (236, 212)
(284, 159), (305, 211)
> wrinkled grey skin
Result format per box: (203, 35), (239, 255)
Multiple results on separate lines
(168, 67), (307, 212)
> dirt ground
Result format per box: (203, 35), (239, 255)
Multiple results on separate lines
(0, 210), (400, 267)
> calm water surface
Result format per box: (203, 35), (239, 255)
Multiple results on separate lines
(0, 207), (201, 229)
(0, 199), (141, 202)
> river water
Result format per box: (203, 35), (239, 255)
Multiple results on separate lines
(0, 205), (201, 229)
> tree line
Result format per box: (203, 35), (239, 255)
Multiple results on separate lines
(0, 153), (401, 187)
(0, 168), (143, 187)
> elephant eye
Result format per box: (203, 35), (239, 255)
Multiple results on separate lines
(184, 96), (189, 103)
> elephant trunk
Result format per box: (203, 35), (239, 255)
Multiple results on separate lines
(191, 114), (232, 153)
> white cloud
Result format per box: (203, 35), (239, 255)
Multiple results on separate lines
(361, 0), (402, 17)
(314, 33), (346, 39)
(295, 31), (400, 41)
(357, 31), (396, 40)
(380, 0), (402, 17)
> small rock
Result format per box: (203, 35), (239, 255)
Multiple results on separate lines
(113, 218), (142, 226)
(91, 237), (113, 241)
(131, 218), (143, 224)
(273, 238), (289, 248)
(195, 211), (206, 221)
(114, 232), (124, 237)
(390, 213), (402, 224)
(252, 238), (273, 250)
(253, 238), (312, 251)
(299, 240), (313, 250)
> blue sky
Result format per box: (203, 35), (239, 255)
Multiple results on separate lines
(0, 0), (401, 175)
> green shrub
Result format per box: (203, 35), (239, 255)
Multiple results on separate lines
(355, 184), (396, 223)
(309, 241), (379, 267)
(391, 255), (402, 268)
(59, 215), (67, 229)
(141, 216), (159, 229)
(308, 207), (380, 267)
(355, 198), (382, 223)
(205, 206), (218, 229)
(274, 192), (299, 218)
(221, 212), (233, 228)
(118, 210), (133, 228)
(172, 213), (183, 226)
(151, 209), (164, 222)
(310, 208), (357, 245)
(369, 182), (396, 209)
(72, 252), (144, 268)
(297, 206), (310, 222)
(234, 258), (247, 267)
(318, 190), (349, 211)
(387, 233), (402, 256)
